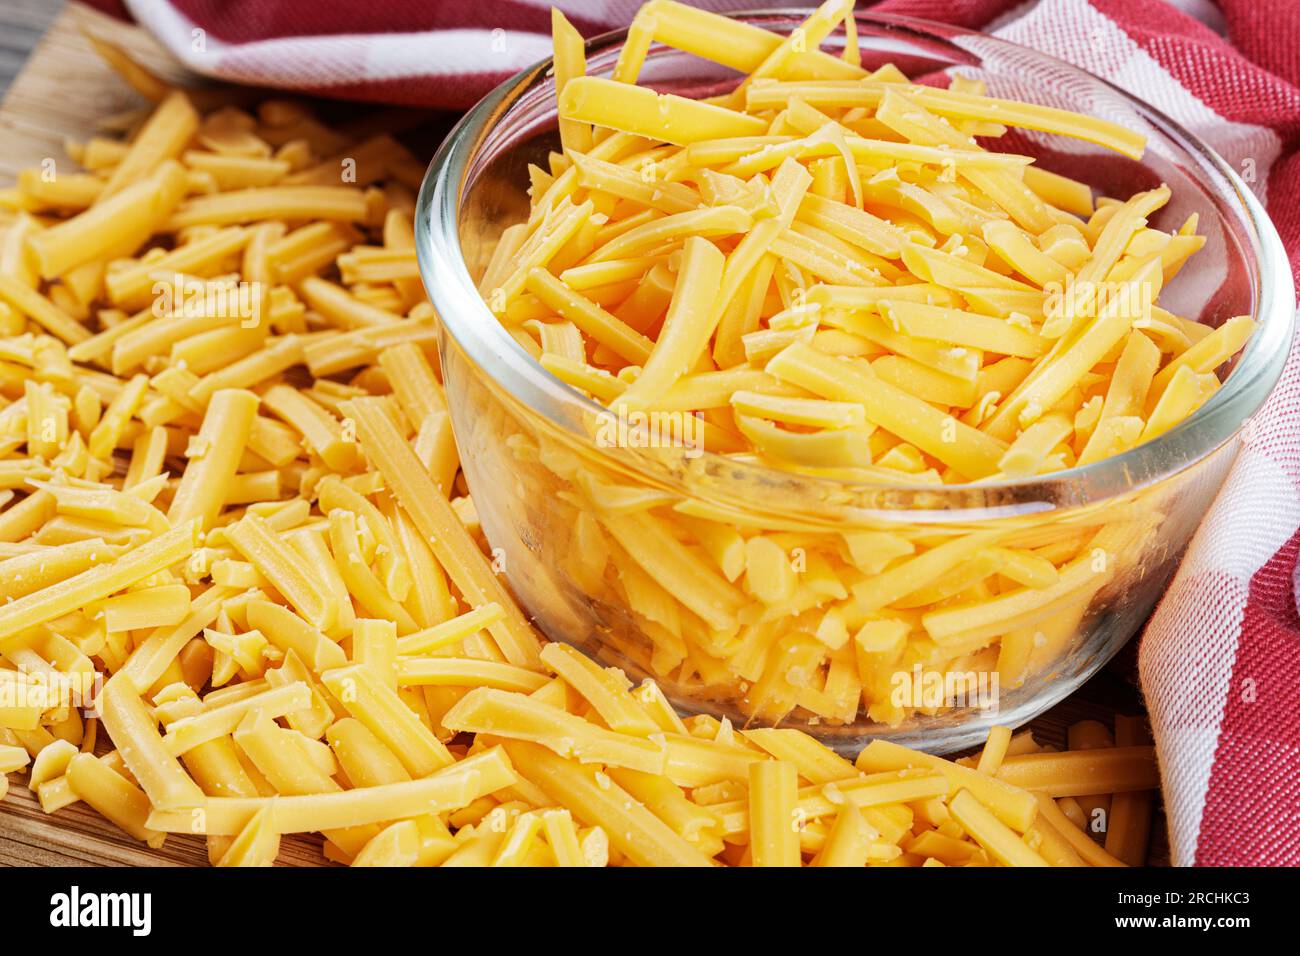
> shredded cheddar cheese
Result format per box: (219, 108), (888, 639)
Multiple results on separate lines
(454, 0), (1253, 731)
(0, 4), (1183, 866)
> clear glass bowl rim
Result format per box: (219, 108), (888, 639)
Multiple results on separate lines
(415, 8), (1296, 519)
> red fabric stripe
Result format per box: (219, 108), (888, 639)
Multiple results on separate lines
(167, 0), (611, 44)
(1218, 0), (1300, 90)
(1091, 0), (1230, 46)
(78, 0), (131, 21)
(1196, 527), (1300, 866)
(868, 0), (1025, 30)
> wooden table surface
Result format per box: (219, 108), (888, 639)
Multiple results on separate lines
(0, 0), (64, 98)
(0, 3), (1166, 867)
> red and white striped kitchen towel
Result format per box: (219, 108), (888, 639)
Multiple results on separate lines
(90, 0), (1300, 866)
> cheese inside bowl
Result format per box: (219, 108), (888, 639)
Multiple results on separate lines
(415, 7), (1293, 753)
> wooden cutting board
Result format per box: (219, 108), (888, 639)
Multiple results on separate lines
(0, 4), (1163, 867)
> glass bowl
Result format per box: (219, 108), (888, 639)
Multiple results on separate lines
(414, 9), (1294, 753)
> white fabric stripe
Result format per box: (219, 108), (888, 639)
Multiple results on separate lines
(1179, 444), (1300, 582)
(1143, 319), (1300, 864)
(1139, 543), (1246, 861)
(125, 0), (217, 75)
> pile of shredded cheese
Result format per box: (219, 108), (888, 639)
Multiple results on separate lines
(464, 0), (1255, 728)
(0, 4), (1173, 866)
